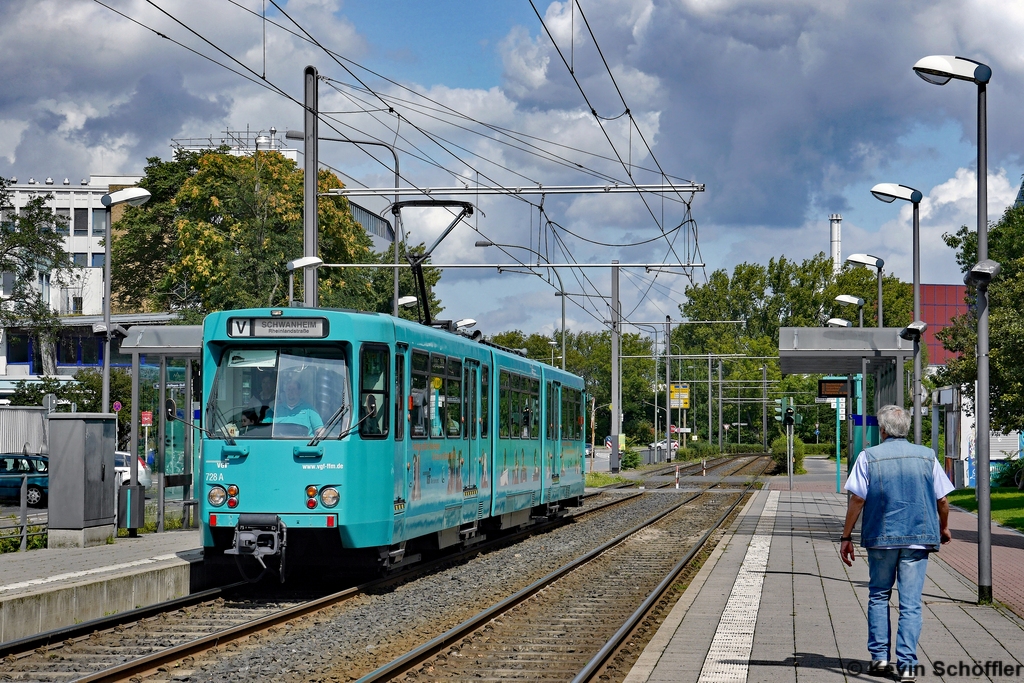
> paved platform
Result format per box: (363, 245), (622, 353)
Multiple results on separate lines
(0, 530), (204, 645)
(627, 465), (1024, 682)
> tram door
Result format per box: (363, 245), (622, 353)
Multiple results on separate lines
(548, 381), (563, 485)
(393, 347), (407, 539)
(464, 362), (480, 494)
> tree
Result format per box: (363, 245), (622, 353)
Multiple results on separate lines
(0, 178), (77, 374)
(170, 151), (375, 317)
(937, 204), (1024, 433)
(111, 148), (208, 312)
(340, 238), (444, 320)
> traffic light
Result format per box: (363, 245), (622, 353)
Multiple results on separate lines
(783, 407), (795, 426)
(774, 398), (788, 422)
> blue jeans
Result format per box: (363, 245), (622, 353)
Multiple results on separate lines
(867, 548), (930, 668)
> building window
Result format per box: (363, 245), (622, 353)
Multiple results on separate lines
(71, 296), (83, 314)
(0, 272), (13, 297)
(92, 208), (107, 237)
(91, 253), (105, 268)
(7, 333), (30, 363)
(74, 208), (88, 236)
(72, 253), (88, 267)
(54, 208), (70, 235)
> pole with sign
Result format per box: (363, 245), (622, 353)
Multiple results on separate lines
(819, 378), (850, 493)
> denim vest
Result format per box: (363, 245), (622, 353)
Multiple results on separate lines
(860, 437), (940, 550)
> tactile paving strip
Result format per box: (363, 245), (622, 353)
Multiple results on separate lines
(697, 490), (779, 682)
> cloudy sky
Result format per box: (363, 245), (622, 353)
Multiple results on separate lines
(1, 1), (1022, 337)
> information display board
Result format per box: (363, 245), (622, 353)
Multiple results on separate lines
(669, 382), (690, 409)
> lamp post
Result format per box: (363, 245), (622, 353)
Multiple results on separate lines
(913, 54), (993, 603)
(835, 295), (865, 327)
(871, 182), (925, 443)
(286, 256), (324, 306)
(99, 187), (151, 414)
(286, 130), (401, 314)
(548, 340), (557, 366)
(846, 254), (885, 326)
(476, 241), (565, 370)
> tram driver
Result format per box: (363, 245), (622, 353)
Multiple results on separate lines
(273, 370), (324, 436)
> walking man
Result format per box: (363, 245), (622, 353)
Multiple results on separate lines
(840, 404), (953, 682)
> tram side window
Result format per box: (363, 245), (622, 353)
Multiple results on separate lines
(395, 352), (405, 441)
(430, 354), (447, 438)
(510, 374), (522, 439)
(410, 351), (429, 438)
(480, 366), (489, 438)
(359, 345), (389, 438)
(446, 357), (462, 438)
(499, 371), (510, 439)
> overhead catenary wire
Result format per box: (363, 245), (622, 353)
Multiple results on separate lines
(100, 0), (696, 328)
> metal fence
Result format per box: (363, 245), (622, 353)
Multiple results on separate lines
(0, 473), (47, 552)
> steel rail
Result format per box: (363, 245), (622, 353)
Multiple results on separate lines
(353, 458), (763, 683)
(575, 458), (771, 681)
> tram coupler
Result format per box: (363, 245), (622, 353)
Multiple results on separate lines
(225, 513), (287, 572)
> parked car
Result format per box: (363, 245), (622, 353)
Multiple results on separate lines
(585, 443), (594, 458)
(648, 440), (680, 451)
(0, 455), (48, 507)
(114, 451), (153, 488)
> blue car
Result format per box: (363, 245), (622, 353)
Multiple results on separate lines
(0, 455), (48, 507)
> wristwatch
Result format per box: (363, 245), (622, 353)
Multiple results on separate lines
(840, 535), (852, 542)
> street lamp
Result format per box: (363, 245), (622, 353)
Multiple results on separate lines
(846, 253), (885, 327)
(99, 187), (151, 414)
(827, 318), (852, 328)
(835, 295), (865, 327)
(286, 130), (401, 314)
(476, 240), (565, 370)
(913, 54), (993, 604)
(871, 182), (924, 443)
(286, 256), (323, 307)
(548, 340), (558, 366)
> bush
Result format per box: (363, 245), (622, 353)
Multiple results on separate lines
(620, 448), (642, 470)
(804, 443), (836, 455)
(993, 457), (1024, 488)
(771, 435), (805, 473)
(0, 517), (47, 553)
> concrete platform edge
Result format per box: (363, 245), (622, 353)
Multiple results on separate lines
(624, 488), (764, 683)
(0, 549), (214, 645)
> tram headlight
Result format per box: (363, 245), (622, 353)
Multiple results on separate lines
(319, 487), (340, 508)
(208, 486), (227, 507)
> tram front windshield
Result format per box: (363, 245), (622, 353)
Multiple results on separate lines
(208, 347), (351, 440)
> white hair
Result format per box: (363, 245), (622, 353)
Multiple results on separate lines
(877, 404), (910, 438)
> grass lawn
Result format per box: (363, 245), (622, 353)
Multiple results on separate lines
(585, 471), (633, 488)
(947, 487), (1024, 533)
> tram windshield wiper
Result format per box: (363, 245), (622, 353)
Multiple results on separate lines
(308, 402), (348, 447)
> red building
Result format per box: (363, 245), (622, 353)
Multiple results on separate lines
(920, 284), (968, 366)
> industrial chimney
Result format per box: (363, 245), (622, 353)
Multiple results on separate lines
(829, 214), (842, 274)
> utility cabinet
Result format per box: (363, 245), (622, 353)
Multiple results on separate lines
(47, 413), (117, 548)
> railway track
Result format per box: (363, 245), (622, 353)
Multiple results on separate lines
(355, 456), (767, 682)
(0, 455), (764, 682)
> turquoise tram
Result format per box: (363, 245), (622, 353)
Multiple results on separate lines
(199, 307), (586, 574)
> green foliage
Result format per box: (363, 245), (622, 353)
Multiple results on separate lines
(937, 204), (1024, 433)
(619, 447), (642, 470)
(356, 240), (444, 319)
(804, 442), (837, 455)
(0, 178), (77, 374)
(112, 149), (417, 319)
(771, 435), (804, 473)
(0, 521), (46, 553)
(8, 369), (135, 447)
(585, 471), (631, 487)
(993, 457), (1024, 489)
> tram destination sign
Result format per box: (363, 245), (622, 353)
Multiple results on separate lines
(227, 317), (329, 338)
